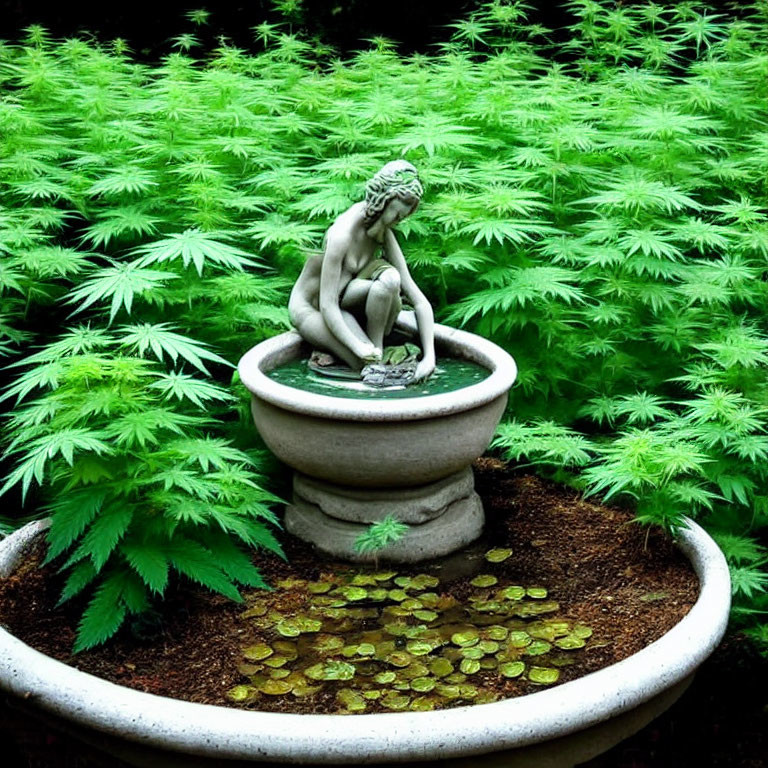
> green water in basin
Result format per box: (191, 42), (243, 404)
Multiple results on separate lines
(266, 357), (490, 399)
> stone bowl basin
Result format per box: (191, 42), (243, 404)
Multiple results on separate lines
(237, 316), (518, 489)
(0, 518), (730, 767)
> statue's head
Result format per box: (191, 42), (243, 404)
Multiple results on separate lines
(364, 160), (423, 226)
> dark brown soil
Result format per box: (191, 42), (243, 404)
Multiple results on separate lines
(0, 460), (698, 715)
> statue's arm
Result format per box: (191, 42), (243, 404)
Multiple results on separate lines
(319, 238), (379, 362)
(384, 230), (435, 378)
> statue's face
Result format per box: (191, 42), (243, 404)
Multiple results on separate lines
(381, 197), (418, 228)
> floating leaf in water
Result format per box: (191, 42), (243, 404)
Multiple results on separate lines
(435, 684), (461, 699)
(459, 658), (481, 675)
(337, 688), (367, 712)
(528, 667), (560, 685)
(524, 640), (552, 656)
(307, 581), (332, 594)
(341, 586), (368, 601)
(369, 588), (389, 601)
(555, 636), (586, 650)
(373, 571), (398, 581)
(478, 640), (499, 654)
(394, 576), (413, 589)
(507, 631), (532, 648)
(241, 602), (268, 618)
(401, 598), (424, 611)
(411, 574), (440, 590)
(263, 655), (290, 668)
(526, 587), (548, 599)
(411, 696), (436, 711)
(357, 642), (376, 656)
(458, 684), (479, 699)
(363, 689), (383, 700)
(411, 677), (436, 692)
(406, 640), (434, 656)
(259, 679), (293, 695)
(445, 672), (467, 684)
(451, 630), (480, 647)
(461, 646), (484, 660)
(227, 685), (257, 702)
(471, 574), (498, 588)
(429, 658), (454, 677)
(573, 624), (593, 639)
(305, 660), (356, 681)
(351, 574), (377, 586)
(269, 668), (291, 680)
(413, 609), (438, 622)
(386, 651), (414, 667)
(485, 548), (513, 563)
(276, 619), (301, 638)
(419, 592), (440, 608)
(499, 586), (525, 600)
(375, 671), (397, 684)
(382, 692), (411, 710)
(499, 661), (525, 678)
(388, 589), (409, 602)
(295, 616), (323, 633)
(243, 643), (274, 661)
(277, 578), (306, 589)
(485, 625), (509, 641)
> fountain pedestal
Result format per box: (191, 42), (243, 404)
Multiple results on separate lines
(286, 468), (484, 562)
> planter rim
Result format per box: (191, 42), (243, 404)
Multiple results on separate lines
(0, 518), (730, 764)
(237, 315), (518, 422)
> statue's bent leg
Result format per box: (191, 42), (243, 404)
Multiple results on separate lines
(294, 310), (362, 371)
(364, 268), (401, 349)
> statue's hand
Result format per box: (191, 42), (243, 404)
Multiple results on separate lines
(413, 357), (435, 382)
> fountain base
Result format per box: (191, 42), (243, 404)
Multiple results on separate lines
(285, 468), (484, 562)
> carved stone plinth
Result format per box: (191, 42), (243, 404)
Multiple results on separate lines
(285, 468), (484, 562)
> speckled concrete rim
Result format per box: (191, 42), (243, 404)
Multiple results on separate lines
(237, 315), (518, 421)
(0, 518), (730, 765)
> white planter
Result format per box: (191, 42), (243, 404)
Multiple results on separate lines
(0, 517), (730, 767)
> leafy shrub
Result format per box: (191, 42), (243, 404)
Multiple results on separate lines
(1, 0), (768, 651)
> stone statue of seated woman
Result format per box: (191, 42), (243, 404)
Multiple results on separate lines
(288, 160), (435, 385)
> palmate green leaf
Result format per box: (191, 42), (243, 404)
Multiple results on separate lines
(169, 437), (254, 472)
(73, 572), (127, 653)
(205, 531), (268, 588)
(70, 504), (135, 572)
(458, 217), (556, 246)
(120, 539), (169, 594)
(729, 563), (768, 601)
(577, 176), (701, 214)
(44, 491), (105, 563)
(131, 229), (259, 275)
(395, 115), (484, 156)
(0, 429), (114, 500)
(9, 326), (114, 366)
(149, 371), (234, 407)
(119, 323), (231, 373)
(57, 559), (98, 605)
(166, 537), (242, 601)
(88, 165), (159, 197)
(0, 359), (65, 404)
(81, 206), (160, 248)
(492, 420), (594, 468)
(710, 533), (766, 565)
(447, 266), (583, 324)
(67, 262), (178, 321)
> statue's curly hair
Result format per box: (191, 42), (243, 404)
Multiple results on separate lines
(363, 160), (423, 225)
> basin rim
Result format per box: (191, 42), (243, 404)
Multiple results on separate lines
(238, 317), (518, 422)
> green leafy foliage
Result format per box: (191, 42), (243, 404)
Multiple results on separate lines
(2, 0), (768, 651)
